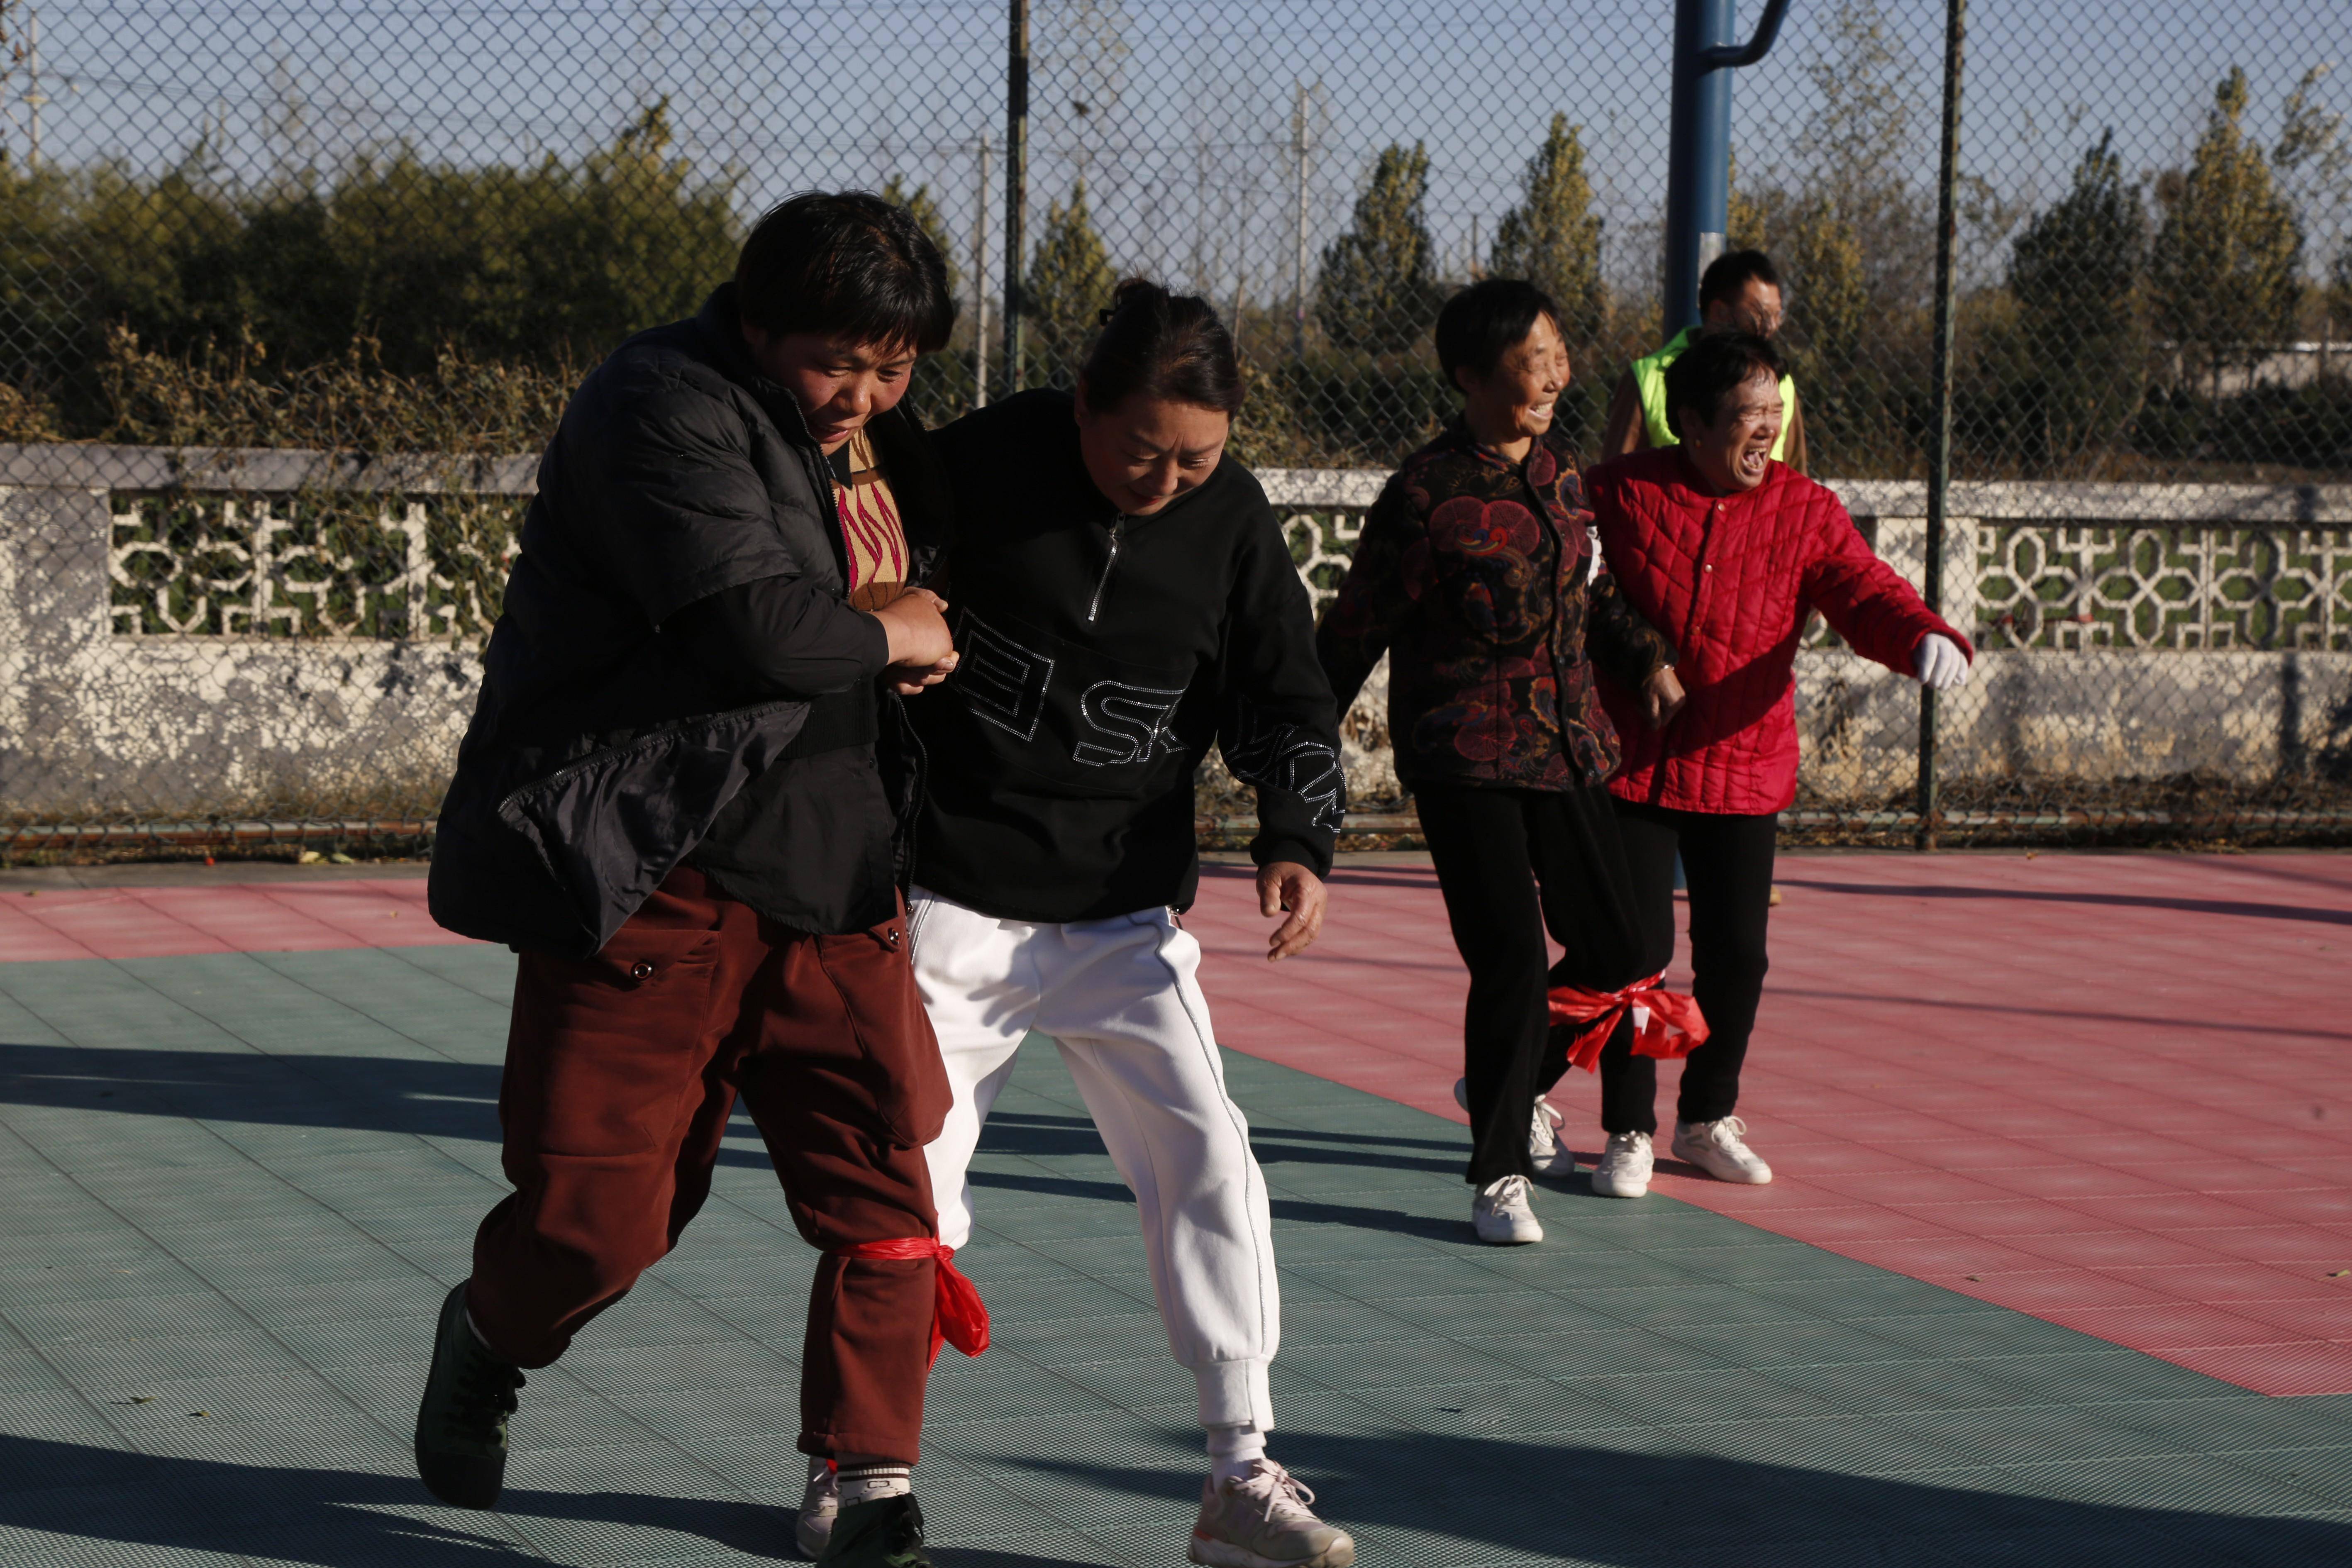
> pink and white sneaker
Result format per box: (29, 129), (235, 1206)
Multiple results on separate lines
(1189, 1458), (1356, 1568)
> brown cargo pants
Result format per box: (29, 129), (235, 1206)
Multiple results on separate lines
(466, 866), (949, 1463)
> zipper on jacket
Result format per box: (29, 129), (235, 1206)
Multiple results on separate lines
(1650, 497), (1723, 808)
(1085, 516), (1127, 623)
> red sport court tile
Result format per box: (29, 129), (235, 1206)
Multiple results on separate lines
(0, 879), (466, 961)
(1182, 850), (2352, 1397)
(11, 851), (2350, 1396)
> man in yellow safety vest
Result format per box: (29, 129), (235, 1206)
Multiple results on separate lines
(1601, 249), (1807, 473)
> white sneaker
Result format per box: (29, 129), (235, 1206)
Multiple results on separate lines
(1472, 1174), (1543, 1244)
(793, 1458), (836, 1559)
(1190, 1458), (1356, 1568)
(1673, 1115), (1774, 1184)
(1589, 1131), (1654, 1198)
(1453, 1078), (1575, 1175)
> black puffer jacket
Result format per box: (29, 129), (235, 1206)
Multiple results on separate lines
(429, 286), (940, 956)
(906, 389), (1343, 923)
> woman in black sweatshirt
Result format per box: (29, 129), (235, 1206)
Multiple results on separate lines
(891, 283), (1357, 1568)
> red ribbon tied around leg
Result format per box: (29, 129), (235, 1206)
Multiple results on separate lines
(829, 1239), (991, 1367)
(1547, 971), (1708, 1074)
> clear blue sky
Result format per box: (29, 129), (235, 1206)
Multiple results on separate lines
(9, 1), (2344, 310)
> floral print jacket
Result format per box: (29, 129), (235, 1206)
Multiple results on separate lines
(1316, 419), (1675, 792)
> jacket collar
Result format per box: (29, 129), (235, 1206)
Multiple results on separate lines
(1662, 445), (1791, 512)
(691, 283), (932, 461)
(690, 284), (829, 452)
(1439, 413), (1563, 491)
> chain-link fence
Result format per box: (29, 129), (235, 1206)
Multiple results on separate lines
(0, 1), (2347, 853)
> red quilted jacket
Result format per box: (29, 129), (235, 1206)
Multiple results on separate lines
(1588, 449), (1971, 815)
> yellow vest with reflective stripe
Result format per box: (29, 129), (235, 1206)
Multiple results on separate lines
(1632, 326), (1795, 461)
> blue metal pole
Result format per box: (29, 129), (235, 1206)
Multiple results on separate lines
(1664, 0), (1736, 335)
(1664, 0), (1795, 336)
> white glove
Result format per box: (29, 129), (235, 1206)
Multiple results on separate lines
(1913, 634), (1970, 690)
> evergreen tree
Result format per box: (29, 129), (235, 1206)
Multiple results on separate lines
(1799, 0), (1930, 311)
(1726, 150), (1767, 254)
(1315, 141), (1440, 354)
(2008, 129), (2148, 466)
(72, 98), (737, 380)
(2152, 67), (2304, 392)
(1026, 178), (1115, 383)
(1487, 114), (1606, 348)
(881, 174), (959, 298)
(1779, 196), (1869, 375)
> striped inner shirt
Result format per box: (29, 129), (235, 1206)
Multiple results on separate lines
(832, 427), (909, 611)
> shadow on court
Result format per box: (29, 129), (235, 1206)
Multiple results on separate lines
(0, 1431), (1077, 1565)
(1001, 1429), (2352, 1566)
(4, 1428), (2345, 1568)
(0, 1045), (1467, 1214)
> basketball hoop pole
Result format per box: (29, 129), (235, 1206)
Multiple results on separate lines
(1663, 0), (1792, 334)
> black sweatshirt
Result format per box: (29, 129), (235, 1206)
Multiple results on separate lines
(906, 389), (1344, 923)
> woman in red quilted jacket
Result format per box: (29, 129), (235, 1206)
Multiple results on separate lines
(1319, 280), (1687, 1246)
(1583, 331), (1974, 1199)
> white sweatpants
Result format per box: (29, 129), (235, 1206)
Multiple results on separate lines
(908, 888), (1280, 1431)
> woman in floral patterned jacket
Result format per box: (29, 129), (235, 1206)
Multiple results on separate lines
(1318, 278), (1686, 1246)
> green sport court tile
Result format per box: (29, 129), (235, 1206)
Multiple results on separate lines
(1449, 1327), (1733, 1380)
(5, 947), (2352, 1564)
(1336, 1377), (1632, 1439)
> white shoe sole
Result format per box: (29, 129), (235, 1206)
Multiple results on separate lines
(1589, 1171), (1650, 1199)
(1672, 1145), (1773, 1184)
(1474, 1220), (1542, 1244)
(1190, 1529), (1357, 1568)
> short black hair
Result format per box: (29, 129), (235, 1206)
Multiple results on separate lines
(733, 191), (955, 353)
(1664, 329), (1786, 433)
(1435, 278), (1561, 386)
(1079, 279), (1244, 415)
(1698, 248), (1782, 311)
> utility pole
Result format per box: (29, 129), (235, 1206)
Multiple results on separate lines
(1291, 82), (1310, 360)
(1916, 0), (1967, 852)
(24, 5), (44, 168)
(973, 135), (992, 409)
(1002, 0), (1030, 399)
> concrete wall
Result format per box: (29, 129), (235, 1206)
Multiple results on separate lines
(4, 448), (2348, 823)
(1, 478), (484, 818)
(1254, 471), (2352, 811)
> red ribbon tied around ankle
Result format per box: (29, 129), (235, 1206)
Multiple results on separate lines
(1547, 971), (1708, 1074)
(829, 1239), (991, 1367)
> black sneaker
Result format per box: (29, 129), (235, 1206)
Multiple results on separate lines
(413, 1281), (525, 1509)
(817, 1493), (930, 1566)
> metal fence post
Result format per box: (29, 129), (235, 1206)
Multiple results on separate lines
(1917, 0), (1967, 852)
(1291, 81), (1310, 360)
(973, 135), (991, 409)
(1001, 0), (1029, 400)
